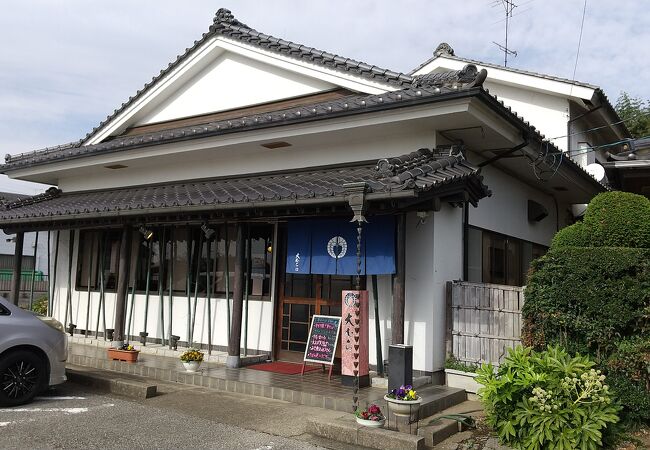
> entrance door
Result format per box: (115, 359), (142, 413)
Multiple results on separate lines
(276, 273), (362, 362)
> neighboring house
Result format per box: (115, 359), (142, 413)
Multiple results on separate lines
(414, 43), (630, 170)
(0, 192), (49, 275)
(0, 9), (614, 377)
(603, 137), (650, 197)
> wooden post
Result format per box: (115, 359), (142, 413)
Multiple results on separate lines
(64, 230), (75, 331)
(227, 224), (245, 367)
(49, 231), (60, 315)
(113, 226), (132, 345)
(372, 274), (384, 376)
(10, 231), (24, 306)
(391, 213), (406, 345)
(29, 232), (39, 310)
(445, 281), (454, 358)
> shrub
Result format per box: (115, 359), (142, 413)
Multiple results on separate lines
(581, 191), (650, 248)
(477, 346), (620, 450)
(523, 247), (650, 423)
(31, 295), (48, 315)
(551, 221), (588, 248)
(445, 356), (480, 373)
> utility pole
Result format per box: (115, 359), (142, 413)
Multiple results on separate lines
(493, 0), (518, 67)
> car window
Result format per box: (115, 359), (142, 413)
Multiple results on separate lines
(0, 304), (10, 315)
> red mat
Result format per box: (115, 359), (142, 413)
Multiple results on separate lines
(247, 361), (321, 375)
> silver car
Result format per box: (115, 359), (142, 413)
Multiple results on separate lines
(0, 296), (67, 406)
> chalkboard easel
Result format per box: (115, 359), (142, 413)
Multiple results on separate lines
(301, 315), (341, 380)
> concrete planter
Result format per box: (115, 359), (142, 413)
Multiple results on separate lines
(182, 361), (202, 372)
(383, 395), (422, 417)
(107, 348), (139, 363)
(445, 369), (480, 393)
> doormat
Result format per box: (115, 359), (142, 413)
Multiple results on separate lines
(247, 361), (321, 375)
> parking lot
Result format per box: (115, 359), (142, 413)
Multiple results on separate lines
(0, 382), (331, 449)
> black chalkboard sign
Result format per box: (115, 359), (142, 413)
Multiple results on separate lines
(303, 315), (341, 366)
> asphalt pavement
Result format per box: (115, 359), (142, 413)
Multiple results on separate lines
(0, 381), (358, 450)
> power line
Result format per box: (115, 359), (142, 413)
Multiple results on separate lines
(571, 0), (587, 85)
(548, 111), (650, 141)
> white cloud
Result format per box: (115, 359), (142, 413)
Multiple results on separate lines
(0, 0), (648, 194)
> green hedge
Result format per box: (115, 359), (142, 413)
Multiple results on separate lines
(522, 247), (650, 423)
(552, 192), (650, 249)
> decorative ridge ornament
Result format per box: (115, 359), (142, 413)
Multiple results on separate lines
(412, 64), (486, 89)
(434, 42), (455, 57)
(214, 8), (235, 25)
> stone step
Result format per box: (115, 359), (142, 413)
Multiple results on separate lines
(417, 400), (484, 448)
(416, 385), (467, 419)
(371, 375), (431, 390)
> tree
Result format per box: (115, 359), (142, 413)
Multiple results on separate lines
(615, 92), (650, 138)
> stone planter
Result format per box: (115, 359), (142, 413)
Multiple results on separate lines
(383, 395), (422, 417)
(182, 361), (202, 372)
(107, 348), (139, 363)
(355, 416), (385, 428)
(445, 369), (480, 393)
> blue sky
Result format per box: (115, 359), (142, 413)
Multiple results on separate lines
(1, 0), (648, 194)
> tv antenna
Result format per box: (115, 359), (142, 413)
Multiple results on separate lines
(492, 0), (518, 66)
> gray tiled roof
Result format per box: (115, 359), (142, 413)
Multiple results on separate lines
(410, 43), (599, 89)
(2, 76), (486, 171)
(74, 8), (413, 147)
(411, 43), (630, 138)
(0, 149), (489, 225)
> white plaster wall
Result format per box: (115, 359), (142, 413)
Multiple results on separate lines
(367, 274), (393, 369)
(431, 205), (464, 371)
(469, 164), (558, 245)
(483, 81), (570, 151)
(58, 129), (436, 192)
(138, 52), (335, 126)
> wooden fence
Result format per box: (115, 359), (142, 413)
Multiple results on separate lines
(446, 280), (524, 367)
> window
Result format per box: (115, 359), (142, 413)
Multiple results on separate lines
(76, 229), (121, 291)
(0, 303), (10, 315)
(467, 226), (548, 286)
(77, 223), (274, 298)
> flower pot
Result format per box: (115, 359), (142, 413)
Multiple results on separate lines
(355, 416), (385, 428)
(445, 369), (480, 393)
(182, 361), (201, 372)
(383, 395), (422, 417)
(107, 348), (139, 363)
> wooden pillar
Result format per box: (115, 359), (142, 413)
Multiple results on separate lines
(10, 232), (24, 306)
(113, 226), (132, 345)
(227, 224), (245, 367)
(391, 213), (406, 345)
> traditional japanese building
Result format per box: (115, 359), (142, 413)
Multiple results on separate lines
(0, 9), (609, 377)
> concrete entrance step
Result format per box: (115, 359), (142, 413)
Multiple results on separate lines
(417, 400), (484, 447)
(415, 385), (467, 419)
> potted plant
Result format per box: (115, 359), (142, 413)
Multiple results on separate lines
(180, 348), (204, 372)
(107, 343), (139, 363)
(384, 384), (422, 416)
(355, 404), (385, 427)
(444, 357), (481, 393)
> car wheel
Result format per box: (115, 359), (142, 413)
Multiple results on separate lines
(0, 350), (46, 407)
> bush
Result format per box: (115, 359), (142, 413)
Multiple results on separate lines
(582, 191), (650, 248)
(477, 346), (620, 450)
(31, 295), (48, 315)
(551, 221), (588, 248)
(523, 247), (650, 423)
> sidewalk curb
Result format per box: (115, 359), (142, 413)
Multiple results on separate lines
(66, 366), (157, 399)
(306, 416), (425, 450)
